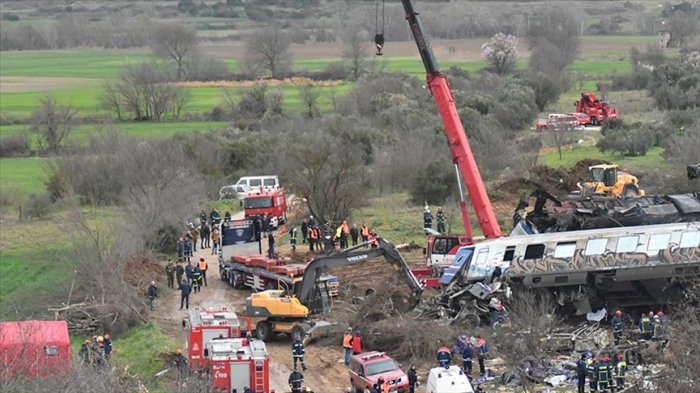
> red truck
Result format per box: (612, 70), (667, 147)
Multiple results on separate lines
(536, 114), (580, 131)
(244, 188), (287, 229)
(575, 91), (618, 125)
(182, 307), (251, 371)
(206, 337), (273, 393)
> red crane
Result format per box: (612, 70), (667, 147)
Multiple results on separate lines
(398, 0), (502, 243)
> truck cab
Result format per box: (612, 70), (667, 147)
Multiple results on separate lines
(349, 352), (409, 393)
(244, 188), (287, 229)
(426, 366), (474, 393)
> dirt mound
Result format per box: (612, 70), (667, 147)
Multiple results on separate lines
(125, 255), (163, 289)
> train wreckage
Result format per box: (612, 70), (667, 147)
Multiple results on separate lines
(415, 193), (700, 326)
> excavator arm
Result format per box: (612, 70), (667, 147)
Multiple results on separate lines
(296, 238), (423, 306)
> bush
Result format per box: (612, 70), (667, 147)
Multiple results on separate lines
(2, 13), (20, 21)
(0, 134), (30, 157)
(24, 193), (53, 218)
(519, 72), (562, 112)
(597, 122), (655, 156)
(410, 160), (457, 206)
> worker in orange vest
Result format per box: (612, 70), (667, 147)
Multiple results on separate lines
(376, 376), (390, 393)
(360, 224), (370, 246)
(340, 221), (350, 249)
(369, 230), (379, 248)
(198, 258), (208, 287)
(342, 327), (354, 365)
(309, 227), (318, 253)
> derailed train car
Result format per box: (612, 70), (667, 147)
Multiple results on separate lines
(445, 221), (700, 314)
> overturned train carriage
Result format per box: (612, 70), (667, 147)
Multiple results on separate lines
(446, 221), (700, 315)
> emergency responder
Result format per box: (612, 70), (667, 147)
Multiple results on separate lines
(587, 357), (598, 393)
(301, 219), (308, 243)
(290, 226), (298, 252)
(309, 226), (318, 252)
(213, 332), (226, 340)
(350, 223), (359, 246)
(407, 364), (418, 393)
(179, 279), (192, 310)
(289, 366), (304, 393)
(352, 330), (362, 355)
(611, 310), (624, 345)
(177, 237), (185, 262)
(423, 206), (433, 230)
(165, 259), (175, 288)
(198, 257), (208, 287)
(342, 327), (354, 365)
(461, 340), (474, 374)
(148, 281), (158, 311)
(475, 336), (488, 376)
(94, 336), (106, 367)
(191, 266), (202, 293)
(200, 209), (207, 226)
(268, 232), (276, 258)
(79, 340), (91, 366)
(184, 238), (192, 262)
(378, 376), (390, 393)
(211, 226), (220, 255)
(103, 334), (112, 360)
(308, 215), (316, 229)
(596, 357), (611, 392)
(475, 384), (486, 393)
(201, 222), (211, 249)
(292, 338), (308, 371)
(210, 209), (221, 225)
(639, 312), (652, 339)
(436, 342), (452, 368)
(244, 387), (255, 393)
(224, 210), (232, 222)
(436, 207), (446, 234)
(361, 223), (369, 245)
(370, 229), (379, 248)
(575, 353), (587, 393)
(652, 314), (662, 341)
(174, 349), (188, 378)
(340, 221), (349, 249)
(614, 354), (626, 389)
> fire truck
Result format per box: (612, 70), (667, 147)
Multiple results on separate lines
(244, 188), (287, 229)
(574, 91), (619, 125)
(182, 306), (251, 371)
(206, 338), (273, 393)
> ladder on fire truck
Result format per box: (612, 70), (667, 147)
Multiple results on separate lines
(253, 360), (265, 392)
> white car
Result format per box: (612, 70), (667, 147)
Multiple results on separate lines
(426, 366), (474, 393)
(219, 184), (256, 201)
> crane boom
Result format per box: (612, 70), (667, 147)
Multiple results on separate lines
(400, 0), (502, 241)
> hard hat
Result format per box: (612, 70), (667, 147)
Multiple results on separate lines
(309, 215), (313, 219)
(104, 334), (109, 340)
(84, 340), (90, 344)
(176, 349), (183, 355)
(347, 327), (353, 332)
(617, 354), (624, 359)
(98, 336), (104, 342)
(616, 310), (622, 316)
(92, 335), (97, 339)
(653, 315), (660, 320)
(592, 358), (597, 361)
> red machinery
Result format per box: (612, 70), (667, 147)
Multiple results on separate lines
(397, 0), (502, 284)
(244, 188), (288, 229)
(206, 338), (273, 393)
(182, 306), (251, 370)
(575, 91), (619, 125)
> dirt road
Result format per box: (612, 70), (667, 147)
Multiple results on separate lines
(152, 213), (350, 392)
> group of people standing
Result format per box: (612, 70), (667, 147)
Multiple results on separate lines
(297, 216), (379, 253)
(423, 205), (446, 234)
(78, 334), (112, 368)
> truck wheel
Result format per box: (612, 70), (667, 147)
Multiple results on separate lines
(291, 323), (311, 342)
(256, 321), (273, 341)
(622, 185), (639, 198)
(232, 272), (245, 290)
(280, 212), (287, 224)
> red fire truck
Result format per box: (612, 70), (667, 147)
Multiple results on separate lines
(244, 188), (287, 229)
(206, 338), (273, 393)
(182, 307), (252, 371)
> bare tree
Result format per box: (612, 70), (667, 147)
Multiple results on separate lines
(111, 62), (184, 121)
(245, 25), (292, 79)
(30, 97), (77, 153)
(668, 12), (700, 49)
(151, 23), (199, 81)
(549, 119), (571, 160)
(172, 88), (191, 119)
(481, 33), (519, 75)
(517, 134), (543, 171)
(341, 27), (369, 80)
(298, 84), (321, 118)
(527, 9), (581, 74)
(99, 82), (123, 121)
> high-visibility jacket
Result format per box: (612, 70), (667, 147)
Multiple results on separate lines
(309, 229), (318, 240)
(341, 222), (350, 234)
(597, 363), (610, 382)
(198, 260), (208, 271)
(342, 333), (353, 349)
(361, 226), (369, 237)
(335, 227), (342, 239)
(380, 381), (390, 393)
(640, 316), (651, 333)
(615, 360), (627, 379)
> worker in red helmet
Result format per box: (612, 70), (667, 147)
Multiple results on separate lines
(614, 354), (627, 389)
(174, 349), (188, 378)
(611, 310), (624, 345)
(436, 341), (452, 368)
(79, 340), (91, 366)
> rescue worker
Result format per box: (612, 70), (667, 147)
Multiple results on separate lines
(94, 336), (106, 367)
(652, 314), (662, 341)
(407, 364), (418, 393)
(587, 357), (598, 393)
(370, 229), (379, 249)
(309, 226), (318, 253)
(165, 259), (175, 288)
(213, 332), (226, 340)
(611, 310), (623, 345)
(350, 223), (359, 246)
(191, 266), (202, 293)
(289, 366), (304, 393)
(639, 312), (652, 339)
(224, 210), (232, 222)
(198, 258), (208, 287)
(361, 223), (370, 245)
(475, 384), (486, 393)
(210, 209), (221, 225)
(211, 226), (220, 255)
(301, 219), (308, 243)
(79, 340), (91, 366)
(176, 237), (185, 262)
(352, 330), (362, 355)
(201, 222), (211, 249)
(378, 376), (390, 393)
(423, 206), (433, 231)
(178, 279), (192, 310)
(576, 353), (587, 393)
(184, 238), (192, 262)
(174, 349), (188, 378)
(475, 336), (488, 376)
(596, 357), (611, 393)
(340, 220), (349, 249)
(103, 334), (112, 360)
(292, 338), (308, 371)
(461, 340), (474, 374)
(614, 354), (626, 389)
(436, 207), (446, 234)
(268, 232), (275, 258)
(147, 280), (158, 311)
(290, 226), (298, 252)
(436, 342), (452, 368)
(200, 209), (207, 227)
(342, 327), (354, 365)
(308, 215), (315, 229)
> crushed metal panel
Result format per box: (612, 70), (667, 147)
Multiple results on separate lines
(668, 194), (700, 214)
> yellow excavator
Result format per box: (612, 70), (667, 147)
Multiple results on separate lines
(246, 238), (423, 342)
(575, 164), (645, 198)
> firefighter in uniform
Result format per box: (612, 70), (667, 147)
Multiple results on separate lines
(436, 342), (452, 368)
(174, 349), (188, 378)
(290, 226), (298, 252)
(639, 312), (652, 339)
(289, 366), (304, 393)
(596, 357), (611, 392)
(611, 310), (623, 345)
(292, 338), (307, 371)
(436, 207), (446, 234)
(79, 340), (91, 366)
(423, 206), (433, 231)
(614, 354), (627, 390)
(587, 358), (598, 392)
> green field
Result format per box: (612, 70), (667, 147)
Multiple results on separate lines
(0, 121), (229, 140)
(0, 157), (48, 197)
(540, 145), (667, 170)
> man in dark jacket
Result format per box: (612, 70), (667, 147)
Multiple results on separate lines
(79, 340), (91, 366)
(576, 353), (587, 393)
(407, 364), (418, 393)
(175, 262), (184, 286)
(262, 214), (270, 237)
(148, 281), (158, 311)
(301, 219), (308, 243)
(165, 259), (175, 288)
(292, 339), (307, 371)
(268, 233), (275, 258)
(184, 238), (192, 262)
(350, 223), (359, 247)
(179, 279), (192, 310)
(200, 209), (207, 226)
(201, 222), (210, 249)
(289, 366), (304, 393)
(191, 266), (202, 293)
(176, 237), (184, 262)
(461, 341), (474, 374)
(185, 262), (194, 283)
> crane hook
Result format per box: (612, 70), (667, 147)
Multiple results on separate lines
(375, 34), (385, 56)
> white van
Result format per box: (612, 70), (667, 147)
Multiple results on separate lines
(234, 176), (279, 192)
(426, 366), (474, 393)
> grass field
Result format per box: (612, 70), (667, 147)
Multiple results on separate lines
(0, 157), (48, 197)
(111, 323), (176, 388)
(540, 145), (667, 170)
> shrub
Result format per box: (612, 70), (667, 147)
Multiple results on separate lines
(0, 134), (30, 157)
(410, 160), (458, 206)
(24, 193), (53, 218)
(597, 123), (655, 156)
(2, 13), (20, 21)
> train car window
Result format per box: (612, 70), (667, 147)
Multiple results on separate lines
(648, 233), (671, 251)
(503, 246), (515, 262)
(584, 238), (608, 256)
(524, 244), (545, 259)
(680, 231), (700, 248)
(554, 242), (577, 258)
(616, 236), (639, 253)
(475, 249), (489, 265)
